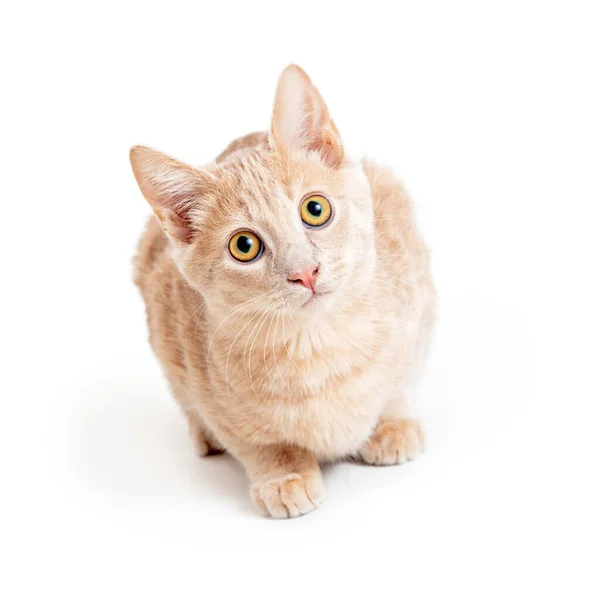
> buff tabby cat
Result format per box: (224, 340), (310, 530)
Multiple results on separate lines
(130, 65), (436, 518)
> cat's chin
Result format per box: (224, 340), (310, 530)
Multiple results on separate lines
(299, 290), (334, 311)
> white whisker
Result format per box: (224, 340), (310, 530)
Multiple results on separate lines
(271, 312), (284, 383)
(184, 302), (206, 329)
(247, 302), (276, 399)
(243, 303), (271, 377)
(263, 313), (277, 385)
(372, 273), (417, 291)
(224, 308), (265, 397)
(205, 293), (267, 366)
(283, 308), (303, 372)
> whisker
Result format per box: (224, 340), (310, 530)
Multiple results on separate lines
(283, 308), (303, 372)
(224, 308), (265, 397)
(378, 254), (407, 259)
(184, 302), (206, 329)
(263, 312), (277, 385)
(247, 304), (274, 399)
(367, 283), (415, 304)
(205, 293), (267, 366)
(368, 279), (399, 291)
(243, 302), (272, 377)
(271, 312), (286, 383)
(271, 311), (294, 386)
(372, 273), (418, 291)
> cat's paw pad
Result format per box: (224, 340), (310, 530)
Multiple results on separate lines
(250, 472), (323, 519)
(358, 418), (425, 466)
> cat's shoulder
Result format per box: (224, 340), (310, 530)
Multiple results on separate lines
(133, 215), (172, 291)
(361, 159), (414, 219)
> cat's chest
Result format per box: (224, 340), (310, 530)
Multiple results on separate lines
(268, 313), (390, 390)
(232, 314), (405, 458)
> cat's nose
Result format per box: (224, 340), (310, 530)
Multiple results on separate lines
(288, 265), (319, 293)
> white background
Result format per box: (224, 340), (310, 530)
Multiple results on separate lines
(1, 1), (599, 598)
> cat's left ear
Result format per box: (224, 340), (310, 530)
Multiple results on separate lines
(129, 146), (212, 243)
(269, 65), (344, 168)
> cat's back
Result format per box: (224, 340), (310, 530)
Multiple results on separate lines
(363, 160), (420, 251)
(363, 160), (433, 293)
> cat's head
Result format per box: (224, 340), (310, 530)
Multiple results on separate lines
(130, 65), (375, 318)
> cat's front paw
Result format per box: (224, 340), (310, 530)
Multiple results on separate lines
(358, 418), (425, 466)
(250, 472), (323, 519)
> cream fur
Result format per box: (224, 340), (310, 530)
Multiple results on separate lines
(130, 65), (436, 518)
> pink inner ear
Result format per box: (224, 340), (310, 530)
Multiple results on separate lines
(270, 66), (343, 168)
(306, 127), (343, 168)
(293, 86), (343, 168)
(299, 93), (325, 147)
(162, 208), (194, 243)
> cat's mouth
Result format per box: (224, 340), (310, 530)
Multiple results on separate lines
(303, 290), (332, 307)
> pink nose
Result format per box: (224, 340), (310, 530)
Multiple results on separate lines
(288, 265), (319, 292)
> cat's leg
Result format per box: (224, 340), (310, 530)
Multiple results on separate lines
(184, 408), (225, 456)
(357, 393), (425, 466)
(166, 379), (225, 456)
(235, 443), (323, 518)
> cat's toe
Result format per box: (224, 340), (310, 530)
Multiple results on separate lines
(358, 418), (424, 466)
(250, 472), (323, 518)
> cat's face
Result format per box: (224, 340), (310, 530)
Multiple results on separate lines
(179, 151), (375, 317)
(131, 65), (376, 319)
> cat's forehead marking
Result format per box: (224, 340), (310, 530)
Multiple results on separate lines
(215, 149), (296, 225)
(212, 147), (344, 245)
(218, 150), (279, 208)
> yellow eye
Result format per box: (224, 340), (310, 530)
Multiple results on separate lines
(228, 231), (263, 262)
(300, 195), (332, 228)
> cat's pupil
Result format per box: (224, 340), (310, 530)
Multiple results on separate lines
(307, 200), (322, 217)
(236, 236), (253, 254)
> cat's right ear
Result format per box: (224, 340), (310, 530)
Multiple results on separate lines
(269, 65), (344, 168)
(129, 146), (212, 243)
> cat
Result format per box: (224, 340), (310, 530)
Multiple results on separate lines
(130, 65), (436, 518)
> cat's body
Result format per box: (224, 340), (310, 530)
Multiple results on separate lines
(131, 67), (436, 518)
